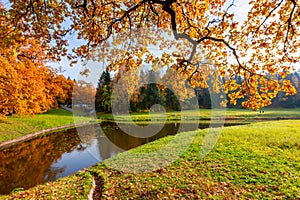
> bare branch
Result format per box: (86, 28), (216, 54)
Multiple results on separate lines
(255, 0), (284, 34)
(283, 0), (297, 53)
(100, 0), (149, 42)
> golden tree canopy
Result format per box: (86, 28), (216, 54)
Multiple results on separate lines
(0, 4), (75, 118)
(3, 0), (300, 109)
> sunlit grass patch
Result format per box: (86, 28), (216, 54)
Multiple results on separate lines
(0, 172), (93, 200)
(96, 120), (300, 199)
(0, 109), (90, 142)
(97, 108), (300, 122)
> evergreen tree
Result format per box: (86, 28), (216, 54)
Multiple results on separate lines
(101, 85), (112, 112)
(165, 88), (180, 111)
(95, 70), (112, 112)
(194, 87), (211, 109)
(145, 70), (161, 110)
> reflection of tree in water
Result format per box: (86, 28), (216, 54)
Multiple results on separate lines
(94, 124), (123, 160)
(75, 124), (123, 160)
(99, 121), (182, 156)
(0, 122), (199, 194)
(76, 124), (96, 146)
(0, 129), (81, 194)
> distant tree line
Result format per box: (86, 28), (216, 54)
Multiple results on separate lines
(95, 70), (300, 113)
(95, 69), (184, 113)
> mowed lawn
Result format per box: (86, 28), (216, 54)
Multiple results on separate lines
(2, 108), (299, 143)
(98, 108), (300, 122)
(3, 120), (300, 199)
(0, 109), (76, 142)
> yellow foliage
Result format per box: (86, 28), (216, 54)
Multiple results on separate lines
(0, 6), (74, 118)
(2, 0), (299, 110)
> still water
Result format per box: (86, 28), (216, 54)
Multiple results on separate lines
(0, 121), (242, 194)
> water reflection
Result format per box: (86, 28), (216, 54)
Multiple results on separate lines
(0, 129), (82, 194)
(0, 121), (240, 194)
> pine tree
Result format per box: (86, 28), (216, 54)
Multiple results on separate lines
(145, 70), (161, 110)
(95, 70), (112, 112)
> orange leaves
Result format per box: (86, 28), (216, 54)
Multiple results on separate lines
(221, 72), (297, 110)
(279, 71), (286, 78)
(0, 56), (57, 118)
(280, 80), (297, 95)
(3, 0), (299, 111)
(190, 1), (209, 17)
(0, 7), (74, 119)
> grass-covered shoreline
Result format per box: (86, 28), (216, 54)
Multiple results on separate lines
(2, 120), (300, 199)
(98, 108), (300, 122)
(0, 109), (95, 143)
(0, 109), (76, 142)
(1, 107), (300, 143)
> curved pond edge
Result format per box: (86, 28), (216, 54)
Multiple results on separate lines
(0, 121), (95, 150)
(1, 117), (299, 150)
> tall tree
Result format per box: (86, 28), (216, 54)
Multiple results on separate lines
(95, 70), (112, 112)
(4, 0), (300, 110)
(73, 80), (96, 111)
(164, 88), (181, 111)
(145, 70), (161, 109)
(194, 88), (211, 109)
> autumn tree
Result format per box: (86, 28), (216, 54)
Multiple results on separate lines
(72, 80), (96, 109)
(4, 0), (300, 110)
(130, 69), (148, 111)
(0, 4), (71, 119)
(130, 69), (167, 112)
(53, 74), (75, 106)
(271, 71), (300, 108)
(0, 3), (79, 119)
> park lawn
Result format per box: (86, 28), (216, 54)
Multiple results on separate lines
(3, 120), (300, 199)
(0, 109), (77, 142)
(98, 108), (300, 122)
(224, 107), (300, 118)
(98, 120), (300, 199)
(1, 107), (299, 143)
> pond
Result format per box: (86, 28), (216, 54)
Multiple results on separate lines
(0, 121), (245, 194)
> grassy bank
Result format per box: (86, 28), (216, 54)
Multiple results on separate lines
(98, 108), (300, 122)
(1, 108), (299, 143)
(0, 109), (77, 142)
(99, 120), (300, 199)
(3, 120), (300, 199)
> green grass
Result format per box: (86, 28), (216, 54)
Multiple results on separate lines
(96, 120), (300, 199)
(1, 108), (300, 198)
(224, 108), (300, 118)
(1, 171), (93, 200)
(1, 107), (299, 143)
(0, 109), (78, 142)
(3, 120), (299, 199)
(98, 108), (300, 122)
